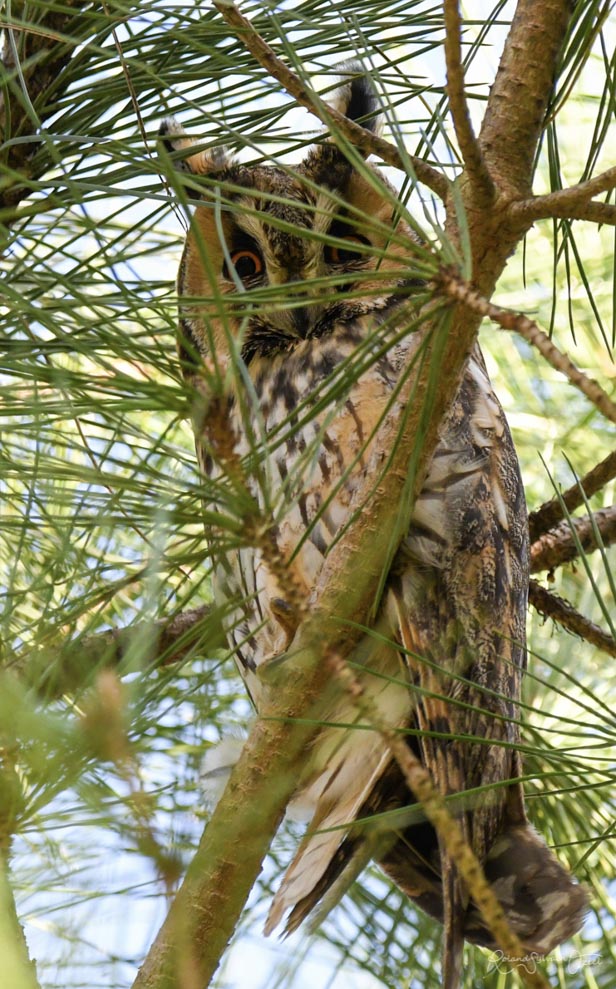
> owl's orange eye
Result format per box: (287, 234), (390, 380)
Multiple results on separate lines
(325, 234), (370, 265)
(225, 249), (264, 283)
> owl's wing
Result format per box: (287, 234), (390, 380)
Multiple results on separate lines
(386, 353), (586, 982)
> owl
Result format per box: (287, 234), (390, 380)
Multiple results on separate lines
(160, 64), (587, 989)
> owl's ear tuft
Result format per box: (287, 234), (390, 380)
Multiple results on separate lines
(158, 118), (233, 176)
(328, 61), (382, 136)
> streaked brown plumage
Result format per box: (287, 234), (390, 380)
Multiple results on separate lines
(161, 64), (587, 988)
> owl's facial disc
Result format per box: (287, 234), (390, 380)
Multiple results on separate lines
(180, 159), (415, 368)
(219, 209), (379, 353)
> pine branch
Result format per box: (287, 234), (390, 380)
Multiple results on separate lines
(131, 638), (332, 989)
(529, 580), (616, 658)
(502, 320), (615, 427)
(530, 506), (616, 573)
(0, 0), (94, 215)
(443, 0), (494, 207)
(435, 267), (616, 424)
(510, 165), (616, 223)
(210, 0), (449, 200)
(10, 606), (222, 701)
(529, 449), (616, 541)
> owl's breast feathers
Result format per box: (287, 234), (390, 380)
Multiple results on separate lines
(199, 319), (587, 955)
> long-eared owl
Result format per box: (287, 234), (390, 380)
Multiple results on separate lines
(160, 64), (587, 989)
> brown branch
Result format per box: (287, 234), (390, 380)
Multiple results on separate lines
(511, 197), (616, 226)
(443, 0), (494, 206)
(494, 311), (616, 425)
(510, 165), (616, 223)
(131, 639), (334, 989)
(531, 506), (616, 573)
(529, 449), (616, 542)
(564, 200), (616, 225)
(529, 580), (616, 658)
(211, 0), (449, 200)
(12, 606), (223, 701)
(479, 0), (572, 199)
(436, 268), (616, 425)
(0, 1), (93, 215)
(326, 652), (550, 989)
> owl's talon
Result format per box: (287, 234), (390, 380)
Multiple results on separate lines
(256, 650), (291, 683)
(271, 597), (298, 639)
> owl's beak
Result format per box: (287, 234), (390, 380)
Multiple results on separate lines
(291, 305), (312, 338)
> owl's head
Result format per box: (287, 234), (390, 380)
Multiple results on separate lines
(160, 64), (420, 376)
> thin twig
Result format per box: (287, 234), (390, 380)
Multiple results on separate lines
(326, 652), (550, 989)
(510, 197), (616, 226)
(529, 580), (616, 658)
(443, 0), (494, 205)
(436, 268), (616, 425)
(529, 449), (616, 542)
(530, 506), (616, 573)
(211, 0), (449, 200)
(510, 165), (616, 223)
(501, 316), (616, 425)
(11, 606), (222, 700)
(100, 0), (150, 153)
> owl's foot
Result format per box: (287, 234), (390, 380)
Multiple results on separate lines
(271, 596), (299, 639)
(257, 642), (304, 683)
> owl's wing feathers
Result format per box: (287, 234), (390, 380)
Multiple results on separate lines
(264, 745), (392, 936)
(265, 632), (413, 934)
(388, 354), (586, 965)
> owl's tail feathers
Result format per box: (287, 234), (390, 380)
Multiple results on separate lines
(264, 748), (396, 936)
(465, 822), (589, 955)
(431, 821), (588, 989)
(382, 820), (588, 958)
(264, 813), (375, 937)
(441, 853), (465, 989)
